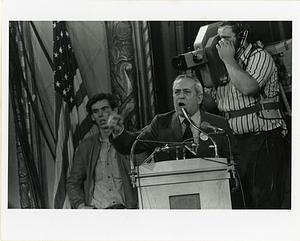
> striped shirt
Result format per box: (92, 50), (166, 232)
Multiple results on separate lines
(209, 43), (285, 135)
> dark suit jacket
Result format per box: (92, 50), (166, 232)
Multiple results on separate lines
(111, 110), (237, 162)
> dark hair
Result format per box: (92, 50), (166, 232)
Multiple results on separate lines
(86, 93), (118, 115)
(219, 21), (253, 43)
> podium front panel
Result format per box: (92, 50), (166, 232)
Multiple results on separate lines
(136, 158), (232, 209)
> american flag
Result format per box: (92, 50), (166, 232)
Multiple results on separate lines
(53, 21), (91, 208)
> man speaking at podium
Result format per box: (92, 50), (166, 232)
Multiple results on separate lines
(108, 74), (236, 163)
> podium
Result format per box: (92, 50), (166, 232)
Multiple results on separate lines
(136, 157), (232, 209)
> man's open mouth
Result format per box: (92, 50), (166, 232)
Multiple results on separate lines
(99, 120), (107, 125)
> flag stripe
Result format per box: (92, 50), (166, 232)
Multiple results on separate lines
(54, 104), (71, 208)
(54, 102), (67, 207)
(74, 82), (88, 108)
(53, 96), (63, 199)
(73, 113), (92, 148)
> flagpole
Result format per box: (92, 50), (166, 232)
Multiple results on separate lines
(14, 22), (56, 157)
(10, 23), (56, 160)
(10, 26), (45, 208)
(17, 22), (56, 139)
(29, 21), (54, 70)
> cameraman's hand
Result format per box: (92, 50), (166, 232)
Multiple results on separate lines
(216, 39), (236, 64)
(107, 113), (124, 137)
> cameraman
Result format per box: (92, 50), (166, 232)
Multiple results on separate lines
(204, 21), (288, 208)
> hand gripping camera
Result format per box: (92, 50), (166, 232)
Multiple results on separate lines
(172, 22), (229, 88)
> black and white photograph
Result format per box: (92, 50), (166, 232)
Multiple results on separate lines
(1, 1), (300, 241)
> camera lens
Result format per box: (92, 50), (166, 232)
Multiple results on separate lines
(172, 55), (187, 71)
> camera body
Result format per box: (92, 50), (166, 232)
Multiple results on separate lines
(172, 48), (205, 70)
(172, 22), (229, 88)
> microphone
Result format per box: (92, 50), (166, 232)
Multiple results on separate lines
(200, 121), (225, 133)
(180, 107), (219, 158)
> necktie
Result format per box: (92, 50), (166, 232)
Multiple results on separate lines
(182, 119), (193, 141)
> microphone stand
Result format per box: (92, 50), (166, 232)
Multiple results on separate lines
(129, 137), (142, 188)
(224, 133), (239, 191)
(128, 113), (219, 188)
(181, 107), (219, 158)
(129, 137), (198, 187)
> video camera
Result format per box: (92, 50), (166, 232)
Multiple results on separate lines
(172, 22), (229, 88)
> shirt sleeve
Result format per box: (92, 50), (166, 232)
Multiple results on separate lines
(246, 49), (276, 88)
